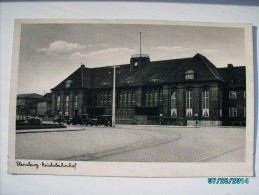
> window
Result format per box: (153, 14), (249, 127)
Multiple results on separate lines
(229, 107), (237, 117)
(65, 95), (69, 115)
(144, 87), (163, 107)
(65, 80), (73, 88)
(185, 70), (194, 80)
(97, 90), (112, 107)
(202, 90), (209, 117)
(219, 91), (223, 117)
(154, 89), (159, 106)
(108, 91), (111, 106)
(100, 91), (104, 107)
(132, 90), (136, 106)
(171, 91), (177, 117)
(119, 91), (123, 107)
(186, 90), (193, 117)
(104, 91), (108, 106)
(117, 89), (136, 108)
(229, 91), (237, 99)
(56, 96), (60, 111)
(74, 94), (78, 110)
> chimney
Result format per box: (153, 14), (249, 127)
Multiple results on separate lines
(228, 64), (233, 69)
(81, 62), (85, 68)
(81, 63), (85, 87)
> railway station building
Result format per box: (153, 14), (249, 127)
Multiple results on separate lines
(50, 53), (246, 126)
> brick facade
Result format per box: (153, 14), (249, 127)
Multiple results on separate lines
(50, 53), (246, 126)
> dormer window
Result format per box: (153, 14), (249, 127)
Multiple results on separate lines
(65, 80), (73, 88)
(151, 78), (161, 83)
(101, 82), (111, 86)
(124, 80), (134, 84)
(185, 70), (194, 80)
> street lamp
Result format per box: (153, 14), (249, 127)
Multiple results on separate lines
(112, 65), (119, 127)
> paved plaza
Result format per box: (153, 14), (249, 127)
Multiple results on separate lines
(16, 125), (245, 162)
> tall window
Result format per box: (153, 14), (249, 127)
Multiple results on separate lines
(229, 91), (237, 99)
(154, 89), (159, 106)
(104, 91), (108, 106)
(132, 90), (136, 106)
(186, 90), (193, 117)
(74, 94), (78, 110)
(171, 91), (177, 117)
(107, 91), (111, 106)
(202, 90), (209, 117)
(56, 96), (60, 111)
(219, 91), (223, 117)
(65, 95), (69, 115)
(144, 87), (163, 107)
(117, 89), (136, 108)
(229, 107), (237, 117)
(97, 90), (113, 107)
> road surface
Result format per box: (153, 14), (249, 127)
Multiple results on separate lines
(16, 125), (245, 162)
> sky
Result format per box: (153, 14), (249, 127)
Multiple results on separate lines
(17, 22), (245, 95)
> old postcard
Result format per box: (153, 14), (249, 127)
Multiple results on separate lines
(8, 19), (254, 177)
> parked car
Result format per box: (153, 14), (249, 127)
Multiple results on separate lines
(71, 114), (89, 125)
(97, 115), (112, 126)
(26, 116), (42, 125)
(88, 118), (98, 126)
(53, 115), (71, 124)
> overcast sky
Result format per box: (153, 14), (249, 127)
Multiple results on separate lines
(17, 23), (245, 95)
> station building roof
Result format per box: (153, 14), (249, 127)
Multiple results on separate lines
(51, 53), (245, 90)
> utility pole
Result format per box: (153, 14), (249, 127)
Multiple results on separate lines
(140, 32), (142, 56)
(112, 65), (117, 127)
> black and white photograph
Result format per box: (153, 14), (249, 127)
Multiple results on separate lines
(8, 19), (254, 177)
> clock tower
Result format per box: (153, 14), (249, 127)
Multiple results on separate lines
(130, 32), (150, 71)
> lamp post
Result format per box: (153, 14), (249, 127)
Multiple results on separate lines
(112, 65), (119, 127)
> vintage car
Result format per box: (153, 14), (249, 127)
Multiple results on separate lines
(53, 115), (71, 124)
(71, 114), (89, 125)
(97, 115), (112, 126)
(25, 116), (43, 125)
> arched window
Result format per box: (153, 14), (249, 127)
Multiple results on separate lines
(186, 89), (193, 117)
(171, 91), (177, 117)
(202, 90), (209, 117)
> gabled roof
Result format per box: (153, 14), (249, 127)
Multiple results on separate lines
(17, 93), (42, 99)
(52, 65), (91, 90)
(218, 66), (246, 88)
(164, 53), (225, 83)
(52, 53), (241, 91)
(38, 92), (52, 102)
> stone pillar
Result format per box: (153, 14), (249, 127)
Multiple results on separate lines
(78, 91), (84, 115)
(210, 84), (220, 121)
(193, 84), (200, 120)
(177, 84), (185, 118)
(163, 85), (169, 116)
